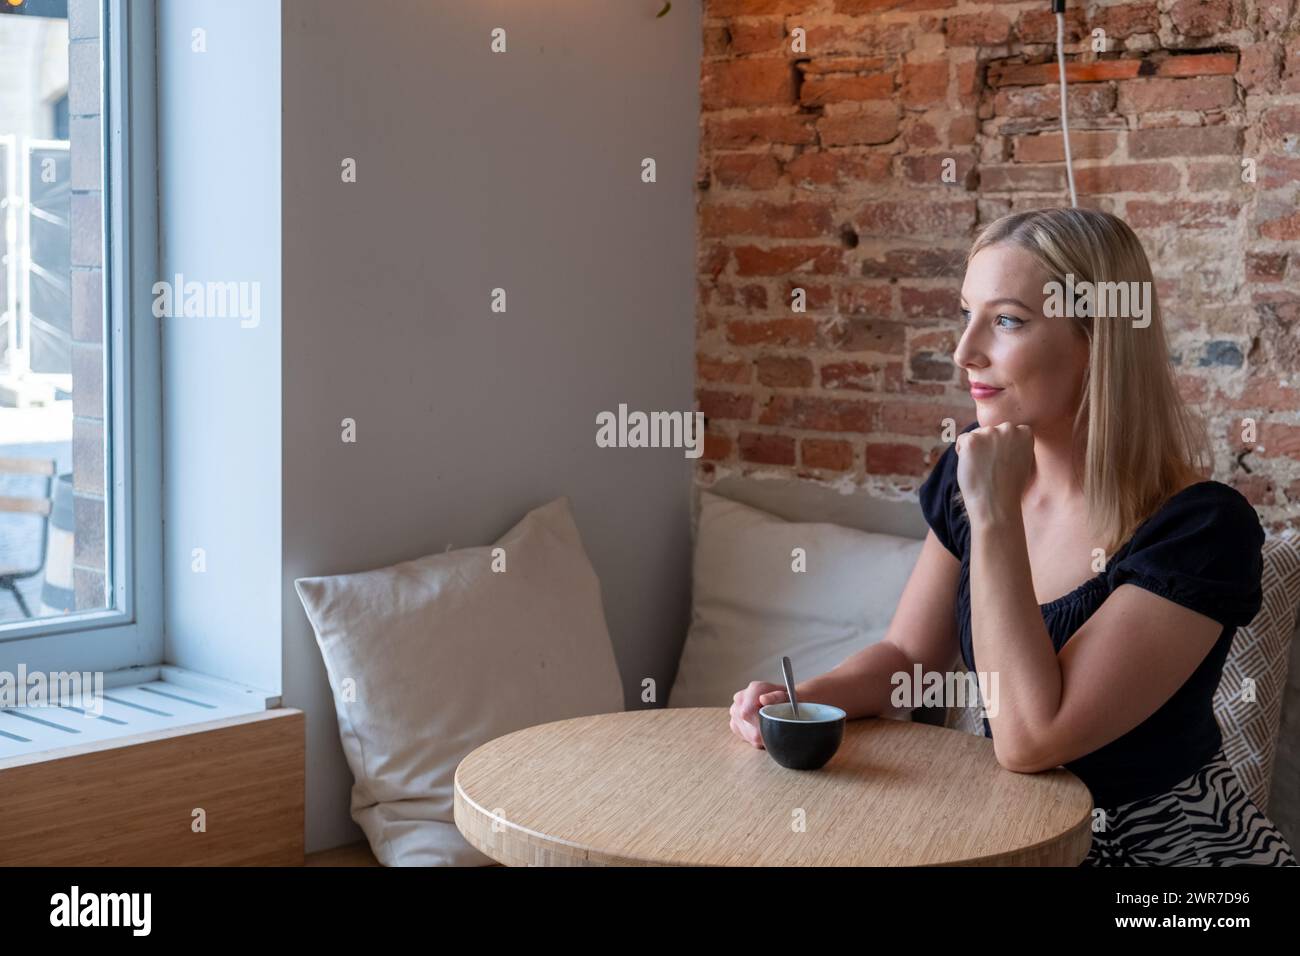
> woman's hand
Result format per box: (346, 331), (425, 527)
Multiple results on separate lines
(730, 681), (789, 749)
(954, 421), (1036, 524)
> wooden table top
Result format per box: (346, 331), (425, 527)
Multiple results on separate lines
(453, 707), (1094, 866)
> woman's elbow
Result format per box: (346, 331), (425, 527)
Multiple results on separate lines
(993, 738), (1056, 775)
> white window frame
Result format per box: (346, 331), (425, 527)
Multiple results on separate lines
(0, 0), (161, 674)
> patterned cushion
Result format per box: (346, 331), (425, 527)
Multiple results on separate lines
(943, 530), (1300, 813)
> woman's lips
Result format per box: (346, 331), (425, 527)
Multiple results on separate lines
(970, 384), (1004, 399)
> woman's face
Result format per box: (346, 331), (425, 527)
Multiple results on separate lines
(954, 242), (1090, 432)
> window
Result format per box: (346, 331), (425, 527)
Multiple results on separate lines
(0, 0), (160, 670)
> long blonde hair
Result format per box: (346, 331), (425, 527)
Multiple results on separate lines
(959, 207), (1211, 557)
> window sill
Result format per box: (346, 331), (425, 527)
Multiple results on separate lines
(0, 664), (276, 764)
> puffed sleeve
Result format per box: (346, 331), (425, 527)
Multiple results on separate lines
(917, 421), (978, 560)
(1107, 483), (1265, 629)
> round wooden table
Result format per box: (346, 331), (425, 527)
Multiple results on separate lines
(453, 707), (1094, 866)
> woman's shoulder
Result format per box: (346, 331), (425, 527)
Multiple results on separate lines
(1110, 478), (1265, 628)
(1138, 479), (1262, 541)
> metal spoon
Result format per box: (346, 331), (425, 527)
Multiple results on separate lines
(781, 656), (801, 720)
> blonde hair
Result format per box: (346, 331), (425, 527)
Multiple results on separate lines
(956, 207), (1211, 557)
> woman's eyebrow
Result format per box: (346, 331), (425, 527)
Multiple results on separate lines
(960, 296), (1034, 310)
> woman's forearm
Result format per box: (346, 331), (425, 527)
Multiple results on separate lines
(968, 511), (1063, 764)
(793, 639), (915, 720)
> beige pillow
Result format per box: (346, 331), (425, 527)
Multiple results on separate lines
(945, 530), (1300, 813)
(670, 491), (924, 717)
(295, 496), (624, 866)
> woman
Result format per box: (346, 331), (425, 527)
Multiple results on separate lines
(729, 207), (1297, 866)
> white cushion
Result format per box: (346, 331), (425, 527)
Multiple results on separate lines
(294, 496), (624, 866)
(669, 491), (925, 714)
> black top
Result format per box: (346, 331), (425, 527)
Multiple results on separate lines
(917, 421), (1265, 808)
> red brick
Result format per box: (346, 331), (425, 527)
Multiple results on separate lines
(1258, 156), (1300, 190)
(1229, 373), (1300, 410)
(1254, 422), (1300, 460)
(739, 431), (796, 466)
(801, 22), (912, 58)
(725, 318), (820, 347)
(836, 283), (893, 315)
(816, 104), (900, 146)
(759, 396), (874, 432)
(854, 199), (977, 237)
(1074, 164), (1181, 194)
(801, 438), (855, 471)
(900, 285), (961, 319)
(703, 432), (732, 462)
(802, 57), (892, 75)
(946, 13), (1011, 47)
(1157, 52), (1238, 77)
(831, 318), (908, 353)
(1128, 125), (1242, 158)
(880, 402), (976, 437)
(1126, 200), (1238, 229)
(955, 59), (979, 105)
(948, 114), (978, 146)
(1259, 210), (1300, 241)
(993, 83), (1116, 119)
(1117, 76), (1237, 113)
(900, 61), (948, 108)
(989, 60), (1139, 88)
(865, 441), (929, 475)
(1261, 105), (1300, 140)
(899, 152), (976, 187)
(702, 202), (835, 239)
(704, 114), (818, 149)
(702, 59), (798, 110)
(1015, 8), (1085, 43)
(1236, 44), (1281, 92)
(1094, 3), (1161, 38)
(1186, 160), (1245, 191)
(709, 0), (808, 13)
(981, 164), (1069, 192)
(1013, 130), (1120, 163)
(785, 150), (893, 186)
(1168, 0), (1235, 37)
(833, 0), (956, 11)
(710, 153), (783, 189)
(860, 247), (967, 279)
(1245, 252), (1288, 283)
(821, 359), (892, 392)
(727, 18), (787, 55)
(698, 389), (754, 421)
(800, 72), (895, 106)
(733, 244), (845, 276)
(698, 354), (752, 385)
(756, 355), (814, 387)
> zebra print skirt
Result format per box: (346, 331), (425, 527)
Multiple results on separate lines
(1081, 750), (1298, 866)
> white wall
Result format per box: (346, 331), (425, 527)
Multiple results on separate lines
(282, 0), (700, 851)
(158, 0), (281, 693)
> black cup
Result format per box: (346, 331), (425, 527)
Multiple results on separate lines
(758, 702), (846, 770)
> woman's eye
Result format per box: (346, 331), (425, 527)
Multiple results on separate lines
(959, 308), (1022, 329)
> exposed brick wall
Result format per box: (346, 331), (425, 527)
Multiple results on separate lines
(694, 0), (1300, 531)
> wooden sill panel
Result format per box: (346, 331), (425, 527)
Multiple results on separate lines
(0, 709), (304, 866)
